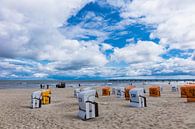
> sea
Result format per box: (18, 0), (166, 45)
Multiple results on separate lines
(0, 79), (194, 89)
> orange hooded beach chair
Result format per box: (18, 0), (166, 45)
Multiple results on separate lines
(184, 84), (195, 102)
(125, 85), (135, 100)
(149, 86), (160, 97)
(180, 85), (188, 98)
(102, 86), (111, 96)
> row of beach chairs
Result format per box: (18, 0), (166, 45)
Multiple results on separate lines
(30, 83), (195, 121)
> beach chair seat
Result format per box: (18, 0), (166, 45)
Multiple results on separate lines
(185, 85), (195, 102)
(78, 90), (98, 120)
(102, 86), (111, 96)
(56, 82), (66, 88)
(125, 86), (135, 100)
(149, 86), (161, 97)
(31, 91), (42, 108)
(74, 88), (81, 98)
(41, 89), (51, 105)
(180, 85), (187, 98)
(171, 85), (178, 92)
(112, 87), (116, 95)
(129, 88), (146, 108)
(116, 87), (125, 98)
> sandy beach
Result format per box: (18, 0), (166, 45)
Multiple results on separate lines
(0, 86), (195, 129)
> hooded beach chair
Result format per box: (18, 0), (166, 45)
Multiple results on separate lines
(185, 85), (195, 102)
(116, 87), (125, 98)
(112, 87), (116, 95)
(41, 89), (51, 105)
(74, 88), (81, 98)
(180, 85), (188, 98)
(102, 86), (111, 96)
(149, 86), (161, 97)
(125, 86), (135, 100)
(129, 88), (146, 108)
(78, 90), (99, 120)
(171, 85), (178, 92)
(31, 91), (42, 108)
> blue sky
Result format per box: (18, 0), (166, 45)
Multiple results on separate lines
(0, 0), (195, 80)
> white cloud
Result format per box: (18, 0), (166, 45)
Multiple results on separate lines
(126, 57), (195, 76)
(111, 40), (164, 64)
(100, 43), (113, 51)
(0, 0), (108, 67)
(33, 73), (48, 78)
(38, 40), (108, 66)
(192, 52), (195, 60)
(118, 0), (195, 50)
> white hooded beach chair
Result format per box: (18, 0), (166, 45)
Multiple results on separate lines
(116, 87), (125, 98)
(78, 90), (99, 120)
(31, 91), (42, 108)
(74, 88), (81, 98)
(129, 88), (147, 108)
(171, 85), (178, 92)
(112, 87), (116, 95)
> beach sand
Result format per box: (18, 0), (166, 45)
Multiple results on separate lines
(0, 86), (195, 129)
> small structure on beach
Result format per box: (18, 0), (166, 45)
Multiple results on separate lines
(180, 85), (187, 98)
(185, 85), (195, 102)
(181, 84), (195, 102)
(74, 88), (81, 98)
(112, 87), (116, 95)
(78, 90), (99, 120)
(171, 85), (178, 92)
(129, 88), (146, 108)
(41, 89), (51, 105)
(56, 82), (66, 88)
(125, 85), (135, 100)
(102, 86), (111, 96)
(31, 91), (42, 108)
(116, 87), (125, 98)
(149, 86), (161, 97)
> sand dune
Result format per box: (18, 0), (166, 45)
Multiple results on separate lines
(0, 86), (195, 129)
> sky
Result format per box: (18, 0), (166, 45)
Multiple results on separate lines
(0, 0), (195, 80)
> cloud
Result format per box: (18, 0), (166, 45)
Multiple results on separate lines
(127, 57), (195, 76)
(33, 73), (48, 78)
(0, 0), (108, 67)
(38, 40), (107, 66)
(192, 52), (195, 61)
(118, 0), (195, 50)
(0, 58), (40, 79)
(111, 40), (164, 64)
(100, 43), (113, 51)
